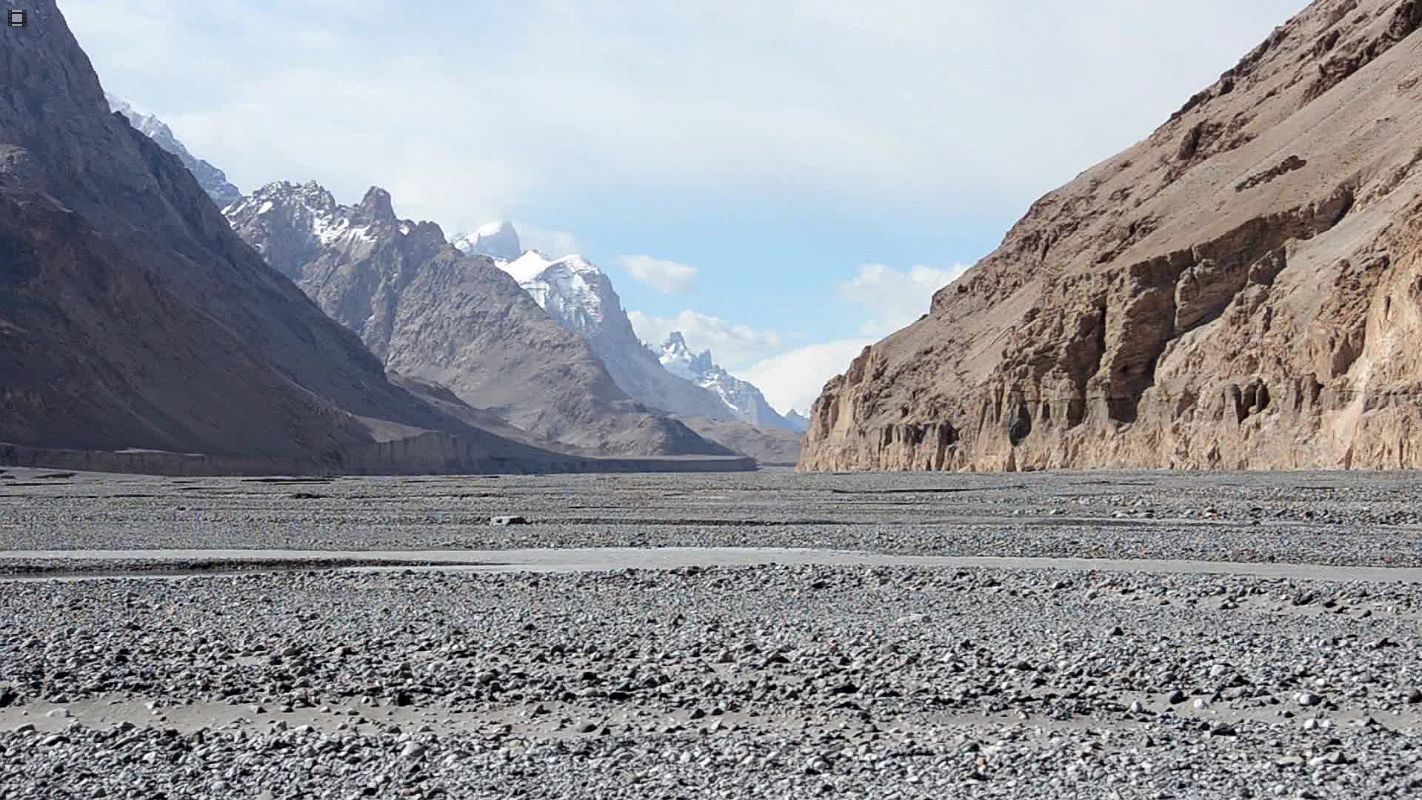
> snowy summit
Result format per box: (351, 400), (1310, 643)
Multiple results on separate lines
(453, 221), (523, 263)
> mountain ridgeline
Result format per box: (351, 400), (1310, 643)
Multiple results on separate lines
(657, 333), (796, 432)
(92, 98), (799, 464)
(106, 94), (242, 208)
(470, 240), (799, 432)
(451, 235), (805, 462)
(803, 0), (1422, 472)
(0, 1), (752, 475)
(224, 182), (735, 459)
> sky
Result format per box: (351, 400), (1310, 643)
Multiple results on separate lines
(64, 0), (1309, 414)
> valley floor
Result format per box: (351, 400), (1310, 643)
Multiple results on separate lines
(2, 468), (1421, 797)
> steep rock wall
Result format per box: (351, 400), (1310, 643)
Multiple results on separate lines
(803, 0), (1422, 471)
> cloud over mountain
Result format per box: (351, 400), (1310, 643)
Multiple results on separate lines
(617, 255), (699, 295)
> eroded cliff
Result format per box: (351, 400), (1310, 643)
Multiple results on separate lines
(802, 0), (1422, 471)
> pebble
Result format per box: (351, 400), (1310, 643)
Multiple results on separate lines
(1, 471), (1419, 797)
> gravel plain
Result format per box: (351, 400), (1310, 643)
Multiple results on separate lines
(3, 466), (1422, 798)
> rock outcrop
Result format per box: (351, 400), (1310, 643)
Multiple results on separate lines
(802, 0), (1422, 471)
(226, 183), (734, 458)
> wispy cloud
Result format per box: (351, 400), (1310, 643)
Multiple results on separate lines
(837, 263), (970, 336)
(517, 224), (580, 259)
(617, 255), (699, 295)
(64, 0), (1306, 234)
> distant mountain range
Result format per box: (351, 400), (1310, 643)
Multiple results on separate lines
(657, 333), (797, 432)
(101, 88), (799, 451)
(455, 231), (799, 433)
(83, 69), (799, 466)
(224, 181), (732, 458)
(1, 1), (646, 476)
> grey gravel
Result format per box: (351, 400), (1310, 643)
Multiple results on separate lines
(2, 468), (1422, 797)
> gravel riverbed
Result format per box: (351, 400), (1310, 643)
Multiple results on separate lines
(2, 468), (1422, 797)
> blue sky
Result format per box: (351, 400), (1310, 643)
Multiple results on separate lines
(64, 0), (1308, 413)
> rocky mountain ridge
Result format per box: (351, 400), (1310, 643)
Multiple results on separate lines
(802, 0), (1422, 472)
(104, 94), (241, 208)
(226, 182), (734, 458)
(456, 229), (794, 427)
(0, 0), (615, 475)
(485, 247), (740, 425)
(658, 333), (798, 432)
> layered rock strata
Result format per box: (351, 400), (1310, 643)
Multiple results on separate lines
(803, 0), (1422, 471)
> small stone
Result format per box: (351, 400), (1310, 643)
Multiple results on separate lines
(490, 516), (529, 526)
(1296, 692), (1323, 707)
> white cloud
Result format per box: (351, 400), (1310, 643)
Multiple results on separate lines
(741, 340), (873, 416)
(64, 0), (1309, 228)
(617, 255), (699, 295)
(628, 310), (783, 370)
(517, 224), (580, 259)
(838, 263), (970, 336)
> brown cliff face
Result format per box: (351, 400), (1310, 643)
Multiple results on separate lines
(802, 0), (1422, 472)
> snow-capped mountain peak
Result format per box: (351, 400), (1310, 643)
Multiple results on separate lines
(504, 250), (557, 283)
(223, 181), (436, 276)
(449, 223), (795, 434)
(505, 252), (610, 336)
(453, 220), (522, 262)
(657, 333), (795, 429)
(478, 246), (737, 424)
(659, 333), (715, 382)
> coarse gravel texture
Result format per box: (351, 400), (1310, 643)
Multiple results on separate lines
(3, 468), (1422, 797)
(4, 468), (1422, 566)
